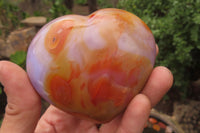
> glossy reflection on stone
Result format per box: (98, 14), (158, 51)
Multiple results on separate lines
(26, 8), (156, 123)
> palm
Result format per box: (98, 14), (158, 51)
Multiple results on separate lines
(35, 103), (144, 133)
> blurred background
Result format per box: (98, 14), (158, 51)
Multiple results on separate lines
(0, 0), (200, 132)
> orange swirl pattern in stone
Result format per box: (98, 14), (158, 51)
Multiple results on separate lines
(26, 8), (156, 123)
(45, 20), (74, 55)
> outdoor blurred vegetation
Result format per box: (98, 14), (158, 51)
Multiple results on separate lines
(118, 0), (200, 99)
(0, 0), (200, 108)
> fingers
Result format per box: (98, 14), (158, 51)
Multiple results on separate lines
(35, 105), (98, 133)
(35, 105), (79, 133)
(0, 61), (41, 133)
(116, 94), (151, 133)
(142, 66), (173, 107)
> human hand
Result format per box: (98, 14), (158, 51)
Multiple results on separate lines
(0, 59), (173, 133)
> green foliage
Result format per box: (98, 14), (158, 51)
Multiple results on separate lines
(49, 0), (72, 19)
(33, 11), (42, 16)
(118, 0), (200, 98)
(0, 0), (28, 37)
(75, 0), (87, 5)
(98, 0), (114, 8)
(0, 0), (22, 27)
(10, 51), (27, 69)
(21, 12), (30, 19)
(0, 0), (20, 26)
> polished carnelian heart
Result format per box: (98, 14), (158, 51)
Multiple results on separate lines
(26, 8), (156, 123)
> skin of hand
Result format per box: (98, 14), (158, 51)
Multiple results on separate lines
(0, 46), (173, 133)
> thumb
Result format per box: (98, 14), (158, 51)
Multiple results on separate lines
(0, 61), (41, 133)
